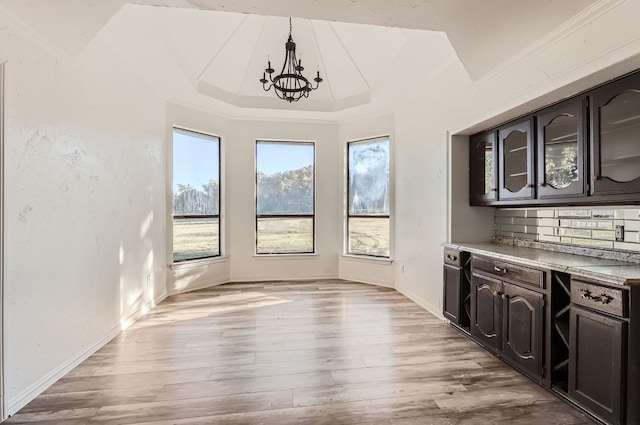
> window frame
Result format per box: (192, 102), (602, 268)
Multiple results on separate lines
(171, 127), (222, 263)
(255, 139), (316, 255)
(346, 136), (391, 259)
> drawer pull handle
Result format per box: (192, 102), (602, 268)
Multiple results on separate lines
(493, 266), (508, 274)
(446, 254), (457, 261)
(580, 289), (613, 305)
(493, 290), (504, 297)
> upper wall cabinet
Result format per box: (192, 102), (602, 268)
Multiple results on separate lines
(498, 118), (535, 201)
(536, 97), (587, 200)
(590, 72), (640, 197)
(470, 131), (497, 205)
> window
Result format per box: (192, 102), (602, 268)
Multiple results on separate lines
(172, 128), (220, 262)
(256, 141), (315, 254)
(347, 137), (390, 257)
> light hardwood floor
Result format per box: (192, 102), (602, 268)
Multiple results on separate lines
(6, 280), (596, 424)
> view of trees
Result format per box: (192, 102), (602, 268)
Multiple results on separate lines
(257, 165), (314, 215)
(173, 179), (219, 215)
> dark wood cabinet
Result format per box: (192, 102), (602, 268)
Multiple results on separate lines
(498, 118), (535, 201)
(443, 249), (471, 332)
(536, 96), (587, 199)
(589, 72), (640, 198)
(471, 273), (501, 351)
(502, 283), (544, 377)
(470, 131), (498, 205)
(469, 69), (640, 206)
(470, 255), (545, 380)
(569, 306), (625, 425)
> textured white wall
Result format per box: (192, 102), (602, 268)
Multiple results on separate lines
(1, 18), (166, 413)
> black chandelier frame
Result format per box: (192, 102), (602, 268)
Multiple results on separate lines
(260, 18), (323, 103)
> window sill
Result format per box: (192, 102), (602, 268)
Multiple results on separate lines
(252, 253), (319, 260)
(170, 256), (229, 270)
(340, 254), (393, 264)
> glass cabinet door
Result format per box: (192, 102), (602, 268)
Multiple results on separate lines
(470, 131), (497, 205)
(499, 118), (535, 201)
(590, 72), (640, 196)
(537, 97), (586, 199)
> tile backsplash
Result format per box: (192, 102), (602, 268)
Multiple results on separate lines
(494, 207), (640, 252)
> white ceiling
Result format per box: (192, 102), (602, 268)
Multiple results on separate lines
(0, 0), (600, 115)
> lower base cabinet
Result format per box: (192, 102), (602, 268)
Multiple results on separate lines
(569, 306), (625, 425)
(444, 251), (640, 425)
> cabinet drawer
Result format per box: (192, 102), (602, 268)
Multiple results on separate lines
(472, 256), (544, 288)
(571, 279), (628, 318)
(444, 248), (464, 266)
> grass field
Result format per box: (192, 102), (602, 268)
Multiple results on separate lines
(173, 217), (389, 259)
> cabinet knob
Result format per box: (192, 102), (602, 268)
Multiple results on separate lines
(527, 184), (535, 188)
(538, 183), (546, 187)
(494, 266), (508, 274)
(591, 175), (600, 181)
(501, 293), (509, 300)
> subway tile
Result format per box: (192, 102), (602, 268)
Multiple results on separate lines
(573, 238), (614, 249)
(560, 237), (572, 244)
(539, 234), (561, 243)
(538, 218), (560, 227)
(614, 241), (640, 252)
(525, 225), (540, 235)
(624, 220), (640, 232)
(614, 209), (640, 220)
(560, 219), (572, 227)
(558, 228), (591, 238)
(499, 209), (527, 217)
(592, 209), (614, 219)
(591, 230), (616, 240)
(537, 226), (556, 236)
(513, 232), (536, 240)
(526, 209), (555, 218)
(513, 217), (538, 226)
(557, 209), (591, 218)
(495, 216), (514, 225)
(624, 231), (640, 243)
(501, 224), (527, 233)
(571, 220), (614, 230)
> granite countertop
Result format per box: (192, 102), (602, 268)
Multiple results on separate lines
(444, 241), (640, 286)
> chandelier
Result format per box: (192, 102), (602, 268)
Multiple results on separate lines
(260, 18), (322, 103)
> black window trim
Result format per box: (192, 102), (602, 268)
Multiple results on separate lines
(172, 127), (222, 263)
(255, 140), (316, 255)
(346, 135), (391, 259)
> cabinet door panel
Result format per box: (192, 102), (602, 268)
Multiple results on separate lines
(502, 284), (543, 378)
(537, 97), (587, 199)
(443, 265), (463, 326)
(498, 118), (535, 201)
(590, 72), (640, 196)
(471, 273), (501, 351)
(569, 306), (626, 425)
(470, 131), (497, 205)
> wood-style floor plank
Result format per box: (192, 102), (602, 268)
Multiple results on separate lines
(5, 280), (595, 424)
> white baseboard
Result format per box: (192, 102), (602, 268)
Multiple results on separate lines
(7, 292), (167, 416)
(338, 273), (394, 289)
(395, 285), (445, 321)
(229, 274), (339, 283)
(167, 278), (229, 296)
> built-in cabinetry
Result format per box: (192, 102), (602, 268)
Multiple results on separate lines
(443, 248), (471, 333)
(442, 247), (640, 425)
(470, 255), (545, 380)
(470, 69), (640, 206)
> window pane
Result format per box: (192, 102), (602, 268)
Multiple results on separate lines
(173, 217), (219, 261)
(349, 139), (390, 215)
(348, 217), (390, 257)
(257, 217), (313, 254)
(172, 129), (220, 261)
(257, 142), (314, 215)
(173, 129), (220, 215)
